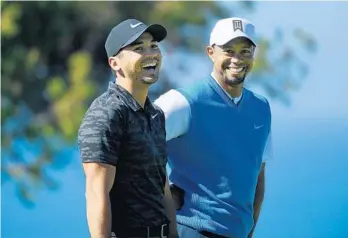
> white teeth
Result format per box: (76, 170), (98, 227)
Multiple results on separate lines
(142, 62), (157, 68)
(229, 67), (245, 73)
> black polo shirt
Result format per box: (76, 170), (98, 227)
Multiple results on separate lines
(78, 82), (169, 234)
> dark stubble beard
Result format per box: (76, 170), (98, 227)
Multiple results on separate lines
(134, 57), (161, 85)
(139, 75), (159, 85)
(224, 66), (249, 87)
(126, 67), (158, 86)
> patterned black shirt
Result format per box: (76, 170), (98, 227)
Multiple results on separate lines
(78, 82), (169, 234)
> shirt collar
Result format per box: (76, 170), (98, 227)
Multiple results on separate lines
(108, 82), (155, 112)
(210, 72), (243, 104)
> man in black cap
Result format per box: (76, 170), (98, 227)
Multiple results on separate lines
(78, 19), (178, 238)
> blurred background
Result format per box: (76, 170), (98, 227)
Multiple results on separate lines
(1, 1), (348, 238)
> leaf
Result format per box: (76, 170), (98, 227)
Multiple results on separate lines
(1, 3), (22, 38)
(46, 76), (66, 100)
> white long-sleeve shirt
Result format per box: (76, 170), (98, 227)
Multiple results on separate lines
(154, 75), (273, 162)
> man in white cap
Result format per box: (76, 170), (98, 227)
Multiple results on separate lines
(154, 17), (273, 238)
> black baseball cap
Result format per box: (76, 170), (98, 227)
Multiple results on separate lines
(105, 19), (167, 58)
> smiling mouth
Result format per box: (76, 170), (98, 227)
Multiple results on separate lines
(228, 66), (246, 74)
(142, 61), (158, 74)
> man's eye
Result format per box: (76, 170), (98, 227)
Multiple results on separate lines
(152, 45), (159, 49)
(225, 50), (234, 54)
(134, 47), (143, 51)
(241, 50), (252, 55)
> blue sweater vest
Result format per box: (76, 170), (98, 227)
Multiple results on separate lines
(167, 76), (271, 238)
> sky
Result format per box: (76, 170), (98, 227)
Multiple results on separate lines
(247, 1), (348, 120)
(2, 2), (348, 238)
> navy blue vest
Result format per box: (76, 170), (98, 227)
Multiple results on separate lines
(167, 76), (271, 237)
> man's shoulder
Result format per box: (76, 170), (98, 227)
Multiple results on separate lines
(244, 89), (271, 109)
(152, 102), (166, 119)
(86, 91), (127, 115)
(173, 76), (211, 102)
(181, 76), (210, 91)
(155, 76), (210, 110)
(78, 92), (127, 135)
(154, 89), (190, 109)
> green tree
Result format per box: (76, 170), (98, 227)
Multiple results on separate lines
(1, 1), (316, 205)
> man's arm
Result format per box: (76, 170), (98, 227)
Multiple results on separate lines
(248, 163), (265, 238)
(249, 104), (273, 238)
(83, 163), (116, 238)
(155, 90), (190, 212)
(154, 89), (191, 141)
(78, 106), (123, 238)
(163, 173), (179, 237)
(249, 126), (273, 237)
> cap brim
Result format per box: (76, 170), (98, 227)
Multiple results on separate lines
(146, 24), (167, 42)
(234, 36), (256, 47)
(217, 32), (256, 47)
(122, 24), (167, 49)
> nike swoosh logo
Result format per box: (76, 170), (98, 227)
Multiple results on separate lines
(130, 23), (142, 28)
(254, 124), (264, 129)
(151, 114), (158, 119)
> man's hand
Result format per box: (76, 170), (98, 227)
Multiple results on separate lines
(164, 176), (180, 237)
(248, 163), (266, 238)
(83, 162), (116, 238)
(171, 191), (183, 210)
(170, 184), (185, 210)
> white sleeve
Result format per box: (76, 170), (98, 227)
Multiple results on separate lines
(262, 130), (273, 162)
(154, 89), (191, 141)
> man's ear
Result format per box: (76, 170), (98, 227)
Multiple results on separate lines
(206, 45), (214, 62)
(108, 56), (121, 72)
(252, 46), (257, 59)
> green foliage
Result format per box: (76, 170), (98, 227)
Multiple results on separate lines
(1, 1), (316, 204)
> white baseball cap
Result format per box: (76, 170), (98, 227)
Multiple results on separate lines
(209, 17), (256, 47)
